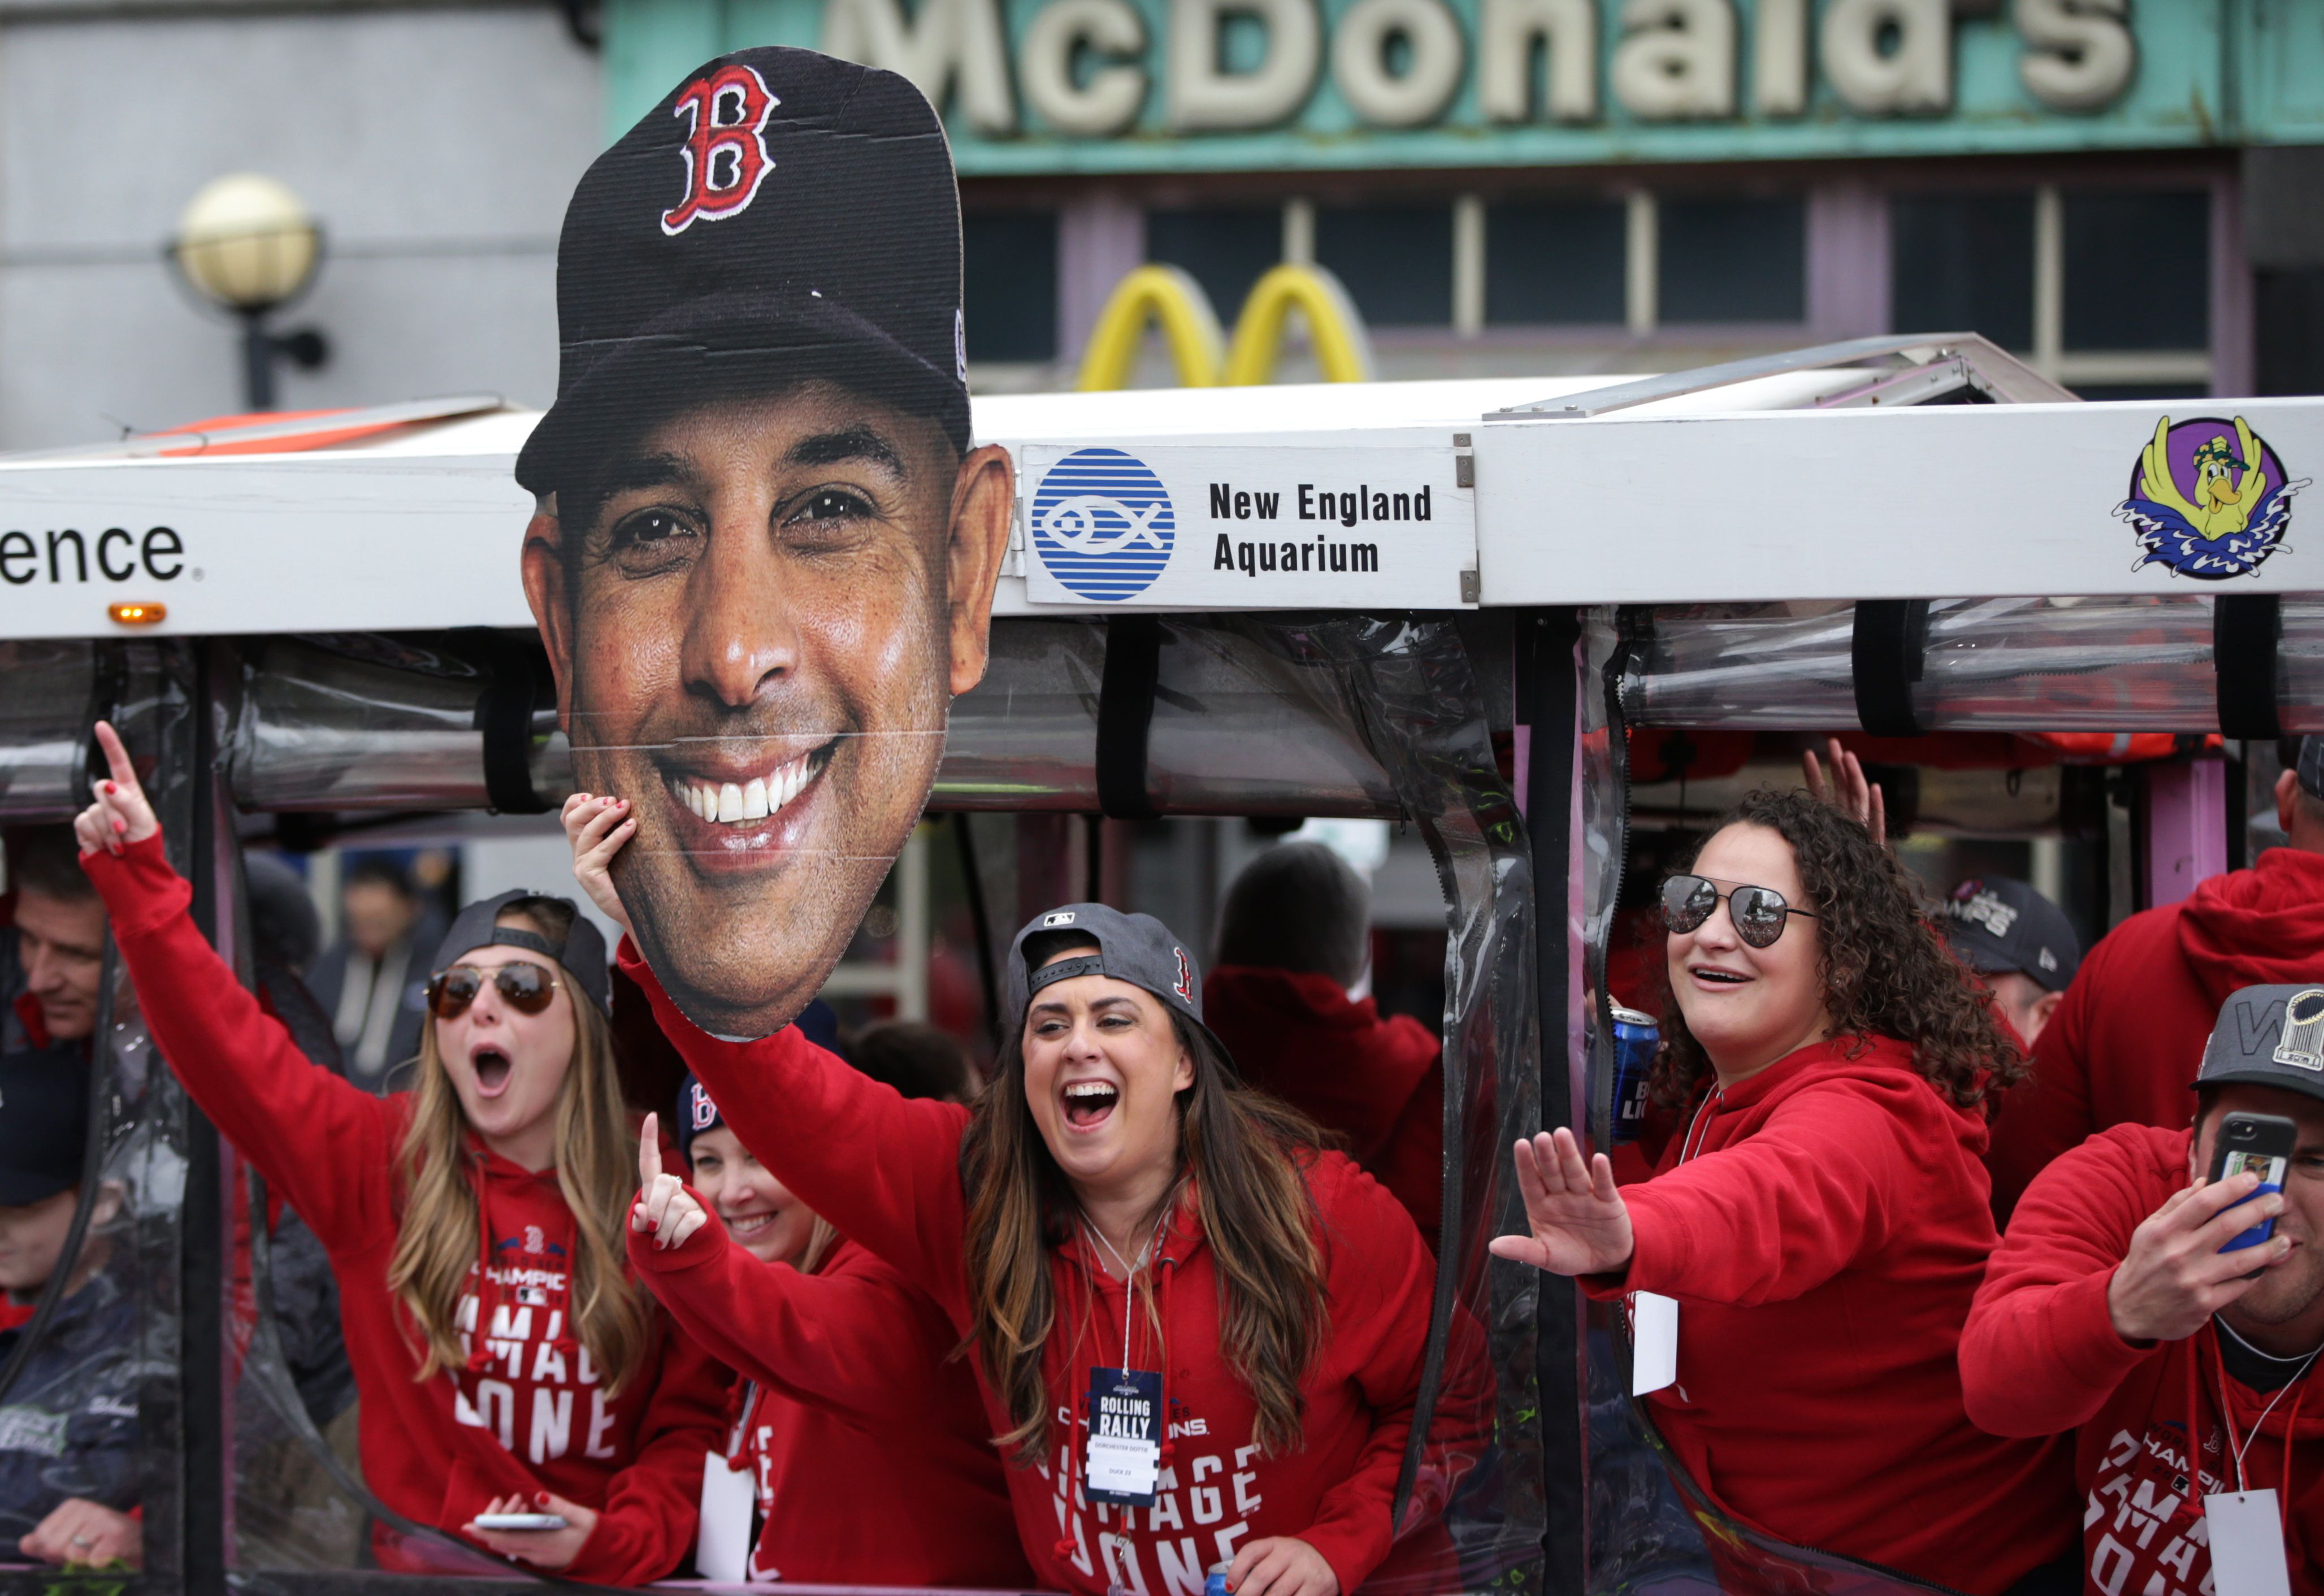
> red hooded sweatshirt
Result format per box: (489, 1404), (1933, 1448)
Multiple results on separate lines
(82, 836), (726, 1584)
(624, 944), (1440, 1596)
(1962, 1124), (2323, 1595)
(627, 1214), (1032, 1585)
(1203, 966), (1442, 1243)
(1579, 1034), (2077, 1593)
(1988, 847), (2324, 1218)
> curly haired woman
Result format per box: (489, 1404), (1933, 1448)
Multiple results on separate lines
(1494, 789), (2078, 1593)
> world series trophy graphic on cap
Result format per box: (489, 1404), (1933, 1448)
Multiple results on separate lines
(518, 47), (1015, 1039)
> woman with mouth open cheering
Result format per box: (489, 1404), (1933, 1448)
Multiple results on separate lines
(70, 725), (724, 1583)
(1491, 789), (2077, 1593)
(569, 793), (1461, 1596)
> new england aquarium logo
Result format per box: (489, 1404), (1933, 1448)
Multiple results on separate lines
(1030, 448), (1175, 601)
(2117, 415), (2307, 580)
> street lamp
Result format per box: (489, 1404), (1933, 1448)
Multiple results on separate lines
(168, 175), (328, 412)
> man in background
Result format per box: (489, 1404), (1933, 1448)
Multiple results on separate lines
(1203, 842), (1442, 1243)
(0, 1047), (140, 1569)
(309, 857), (437, 1090)
(1936, 875), (2080, 1048)
(5, 827), (112, 1055)
(1986, 736), (2324, 1218)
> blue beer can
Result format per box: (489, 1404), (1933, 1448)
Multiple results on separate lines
(1207, 1563), (1234, 1596)
(1609, 1005), (1659, 1144)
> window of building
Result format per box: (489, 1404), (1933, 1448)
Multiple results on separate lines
(1485, 201), (1625, 326)
(962, 212), (1058, 364)
(1658, 198), (1806, 323)
(1891, 194), (2036, 352)
(1147, 207), (1281, 321)
(2063, 191), (2208, 353)
(1316, 203), (1454, 327)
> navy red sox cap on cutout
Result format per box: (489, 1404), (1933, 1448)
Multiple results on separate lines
(516, 46), (969, 496)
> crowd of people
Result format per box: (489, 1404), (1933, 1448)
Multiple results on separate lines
(0, 720), (2313, 1595)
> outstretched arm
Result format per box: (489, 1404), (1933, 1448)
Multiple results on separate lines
(568, 801), (975, 1319)
(74, 722), (394, 1248)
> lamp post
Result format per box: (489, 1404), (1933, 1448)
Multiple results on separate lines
(167, 175), (328, 412)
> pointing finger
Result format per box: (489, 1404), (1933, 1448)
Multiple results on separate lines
(639, 1113), (663, 1186)
(94, 721), (136, 789)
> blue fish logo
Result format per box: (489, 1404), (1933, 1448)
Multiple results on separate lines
(1031, 449), (1175, 601)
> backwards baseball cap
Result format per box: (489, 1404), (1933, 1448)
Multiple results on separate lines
(515, 46), (969, 496)
(431, 892), (610, 1016)
(2196, 983), (2324, 1107)
(0, 1047), (90, 1207)
(1006, 904), (1236, 1077)
(1938, 877), (2081, 994)
(2298, 736), (2324, 802)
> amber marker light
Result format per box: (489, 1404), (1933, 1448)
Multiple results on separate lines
(107, 601), (167, 626)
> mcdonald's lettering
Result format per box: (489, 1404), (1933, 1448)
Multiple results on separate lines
(1213, 534), (1378, 577)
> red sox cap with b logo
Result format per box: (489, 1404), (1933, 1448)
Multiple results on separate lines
(515, 46), (969, 496)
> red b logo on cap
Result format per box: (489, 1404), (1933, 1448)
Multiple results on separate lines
(661, 64), (778, 237)
(1173, 948), (1194, 1003)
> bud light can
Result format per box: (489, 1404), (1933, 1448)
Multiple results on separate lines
(1610, 1005), (1659, 1144)
(1207, 1563), (1234, 1596)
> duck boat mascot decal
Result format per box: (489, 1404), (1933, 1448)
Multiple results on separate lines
(2117, 414), (2306, 579)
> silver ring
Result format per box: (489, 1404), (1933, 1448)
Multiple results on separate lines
(69, 1536), (94, 1550)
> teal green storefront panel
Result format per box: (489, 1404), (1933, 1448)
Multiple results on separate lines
(604, 0), (2300, 172)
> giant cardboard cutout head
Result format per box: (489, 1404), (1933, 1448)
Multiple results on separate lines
(518, 48), (1013, 1038)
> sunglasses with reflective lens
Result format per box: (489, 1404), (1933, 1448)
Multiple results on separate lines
(425, 962), (561, 1020)
(1660, 874), (1819, 950)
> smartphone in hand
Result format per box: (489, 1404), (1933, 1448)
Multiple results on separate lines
(2208, 1111), (2298, 1252)
(472, 1513), (569, 1532)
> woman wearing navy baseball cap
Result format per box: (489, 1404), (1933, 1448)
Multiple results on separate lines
(631, 1072), (1026, 1585)
(570, 795), (1442, 1596)
(72, 723), (725, 1584)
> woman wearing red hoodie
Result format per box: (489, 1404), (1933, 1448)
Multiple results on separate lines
(569, 794), (1437, 1596)
(1491, 788), (2076, 1592)
(71, 725), (723, 1582)
(627, 1071), (1029, 1585)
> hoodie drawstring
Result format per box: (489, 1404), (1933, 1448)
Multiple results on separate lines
(466, 1154), (500, 1375)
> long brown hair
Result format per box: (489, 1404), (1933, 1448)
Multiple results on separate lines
(961, 1004), (1328, 1467)
(385, 901), (651, 1394)
(1647, 788), (2026, 1117)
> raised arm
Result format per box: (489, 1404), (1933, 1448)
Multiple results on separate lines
(629, 1118), (962, 1426)
(74, 723), (394, 1248)
(567, 795), (974, 1313)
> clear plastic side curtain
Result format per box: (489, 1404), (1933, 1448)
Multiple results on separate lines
(1237, 614), (1543, 1593)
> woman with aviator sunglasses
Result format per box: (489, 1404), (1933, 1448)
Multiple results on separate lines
(1493, 788), (2077, 1593)
(67, 723), (724, 1584)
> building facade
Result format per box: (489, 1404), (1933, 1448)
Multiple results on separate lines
(0, 0), (598, 451)
(605, 0), (2324, 400)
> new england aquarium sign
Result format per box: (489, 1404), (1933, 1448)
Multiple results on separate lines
(606, 0), (2324, 175)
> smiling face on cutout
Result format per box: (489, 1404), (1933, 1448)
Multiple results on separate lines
(1022, 944), (1195, 1201)
(687, 1123), (817, 1267)
(522, 382), (1012, 1040)
(1667, 822), (1836, 1086)
(432, 919), (578, 1164)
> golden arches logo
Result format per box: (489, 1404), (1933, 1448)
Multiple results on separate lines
(1075, 262), (1375, 391)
